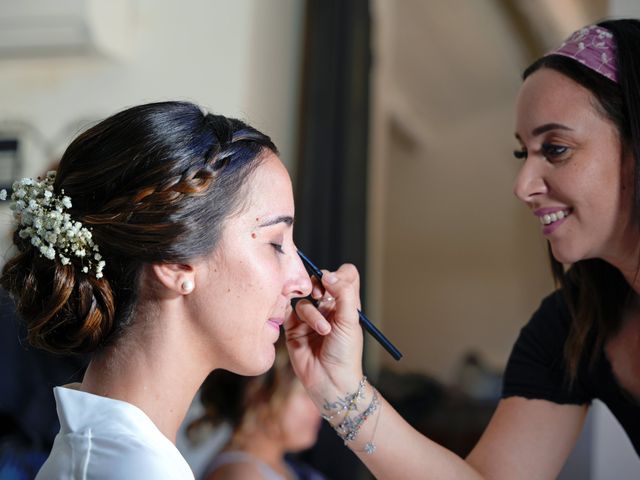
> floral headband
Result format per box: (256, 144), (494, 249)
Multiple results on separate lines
(546, 25), (618, 83)
(1, 171), (105, 278)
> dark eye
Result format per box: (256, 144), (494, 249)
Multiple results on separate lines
(513, 148), (527, 160)
(541, 143), (569, 160)
(271, 243), (285, 254)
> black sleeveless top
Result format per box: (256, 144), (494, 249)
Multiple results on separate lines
(502, 290), (640, 456)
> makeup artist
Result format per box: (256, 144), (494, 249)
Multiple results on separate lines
(286, 18), (640, 479)
(1, 102), (313, 479)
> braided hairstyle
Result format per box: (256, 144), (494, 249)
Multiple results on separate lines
(1, 101), (277, 355)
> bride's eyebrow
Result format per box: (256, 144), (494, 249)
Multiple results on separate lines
(258, 215), (294, 228)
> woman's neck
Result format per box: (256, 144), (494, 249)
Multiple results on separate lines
(81, 305), (214, 444)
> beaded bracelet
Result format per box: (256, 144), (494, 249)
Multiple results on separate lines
(321, 376), (367, 422)
(334, 388), (379, 443)
(321, 377), (381, 451)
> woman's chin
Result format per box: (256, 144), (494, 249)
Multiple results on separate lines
(230, 345), (276, 376)
(549, 243), (584, 265)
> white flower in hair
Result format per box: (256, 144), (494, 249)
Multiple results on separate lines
(0, 171), (106, 279)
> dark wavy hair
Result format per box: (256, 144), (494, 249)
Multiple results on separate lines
(522, 19), (640, 379)
(1, 101), (277, 355)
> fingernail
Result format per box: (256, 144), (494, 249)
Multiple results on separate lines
(317, 320), (331, 334)
(325, 273), (338, 284)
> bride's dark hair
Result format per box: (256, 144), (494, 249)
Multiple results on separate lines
(1, 101), (277, 355)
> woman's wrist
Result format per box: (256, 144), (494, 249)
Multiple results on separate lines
(305, 370), (365, 408)
(318, 376), (382, 454)
(320, 376), (369, 423)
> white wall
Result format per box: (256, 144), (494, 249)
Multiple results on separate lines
(610, 0), (640, 18)
(591, 401), (640, 479)
(0, 0), (304, 175)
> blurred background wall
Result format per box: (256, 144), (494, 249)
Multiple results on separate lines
(0, 0), (303, 183)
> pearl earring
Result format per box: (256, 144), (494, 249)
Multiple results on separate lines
(181, 279), (194, 294)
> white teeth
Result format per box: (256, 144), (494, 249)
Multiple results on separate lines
(539, 209), (570, 225)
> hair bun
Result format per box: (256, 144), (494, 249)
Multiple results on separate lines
(1, 248), (115, 354)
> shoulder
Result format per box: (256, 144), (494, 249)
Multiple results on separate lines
(502, 289), (591, 404)
(38, 435), (193, 479)
(517, 290), (571, 359)
(43, 430), (193, 479)
(527, 290), (571, 331)
(94, 432), (193, 478)
(206, 461), (265, 480)
(503, 290), (571, 371)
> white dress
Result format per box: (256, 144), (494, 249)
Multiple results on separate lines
(36, 385), (195, 480)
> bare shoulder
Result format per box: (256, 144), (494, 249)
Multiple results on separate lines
(205, 461), (266, 480)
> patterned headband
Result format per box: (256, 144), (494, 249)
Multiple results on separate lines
(546, 25), (618, 83)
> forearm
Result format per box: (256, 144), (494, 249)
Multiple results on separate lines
(316, 380), (484, 480)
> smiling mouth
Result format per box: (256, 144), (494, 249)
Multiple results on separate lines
(539, 209), (571, 226)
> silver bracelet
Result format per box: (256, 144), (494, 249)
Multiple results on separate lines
(359, 396), (382, 454)
(334, 388), (379, 444)
(321, 376), (367, 422)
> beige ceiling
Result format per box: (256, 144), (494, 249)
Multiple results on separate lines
(378, 0), (608, 134)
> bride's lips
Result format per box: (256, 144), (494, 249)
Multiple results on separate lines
(267, 317), (284, 330)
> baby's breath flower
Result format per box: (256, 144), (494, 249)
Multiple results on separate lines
(9, 171), (106, 279)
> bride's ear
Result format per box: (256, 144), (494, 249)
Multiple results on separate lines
(149, 262), (196, 295)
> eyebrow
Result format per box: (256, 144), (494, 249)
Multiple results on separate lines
(258, 215), (294, 228)
(515, 123), (573, 141)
